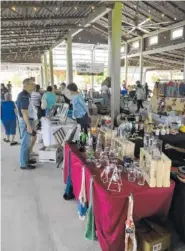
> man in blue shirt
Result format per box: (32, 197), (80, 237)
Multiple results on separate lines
(17, 78), (36, 170)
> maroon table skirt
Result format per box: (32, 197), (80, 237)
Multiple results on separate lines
(64, 143), (175, 251)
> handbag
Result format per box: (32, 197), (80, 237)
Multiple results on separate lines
(77, 166), (88, 220)
(84, 177), (97, 240)
(41, 95), (47, 110)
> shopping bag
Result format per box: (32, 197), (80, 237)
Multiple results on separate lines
(77, 166), (88, 220)
(84, 177), (97, 240)
(63, 149), (75, 200)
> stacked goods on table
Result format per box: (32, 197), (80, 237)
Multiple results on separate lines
(151, 81), (185, 115)
(151, 95), (185, 114)
(113, 137), (135, 160)
(140, 148), (171, 187)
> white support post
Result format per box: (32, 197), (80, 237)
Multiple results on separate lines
(91, 46), (95, 93)
(111, 2), (122, 128)
(43, 52), (48, 87)
(107, 11), (112, 77)
(125, 43), (128, 84)
(139, 37), (144, 84)
(40, 66), (44, 88)
(66, 35), (73, 85)
(184, 55), (185, 80)
(49, 48), (54, 86)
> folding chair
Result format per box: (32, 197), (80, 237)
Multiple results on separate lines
(53, 127), (66, 168)
(53, 125), (77, 168)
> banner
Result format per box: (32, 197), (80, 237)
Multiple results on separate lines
(76, 62), (104, 76)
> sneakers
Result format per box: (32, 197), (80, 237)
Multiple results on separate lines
(29, 159), (37, 165)
(20, 165), (36, 170)
(10, 141), (18, 146)
(3, 138), (10, 143)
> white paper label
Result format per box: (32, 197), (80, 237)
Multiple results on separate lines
(153, 243), (162, 251)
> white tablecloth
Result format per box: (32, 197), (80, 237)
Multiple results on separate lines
(41, 117), (77, 146)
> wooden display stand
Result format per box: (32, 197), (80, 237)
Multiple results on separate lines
(113, 137), (135, 160)
(140, 148), (171, 188)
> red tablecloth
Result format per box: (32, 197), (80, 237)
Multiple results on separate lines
(64, 143), (175, 251)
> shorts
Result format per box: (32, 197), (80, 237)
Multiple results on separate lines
(2, 120), (16, 135)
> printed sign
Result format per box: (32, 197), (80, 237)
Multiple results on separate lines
(76, 62), (104, 76)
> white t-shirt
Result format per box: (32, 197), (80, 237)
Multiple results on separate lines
(101, 85), (109, 94)
(61, 87), (72, 101)
(31, 91), (41, 107)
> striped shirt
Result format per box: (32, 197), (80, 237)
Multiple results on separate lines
(31, 91), (41, 107)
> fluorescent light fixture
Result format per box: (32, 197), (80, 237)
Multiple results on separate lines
(171, 27), (183, 40)
(132, 41), (139, 49)
(121, 46), (125, 53)
(149, 35), (158, 45)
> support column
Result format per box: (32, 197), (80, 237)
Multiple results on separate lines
(184, 55), (185, 80)
(107, 11), (112, 77)
(111, 2), (122, 128)
(49, 48), (54, 86)
(124, 43), (128, 84)
(40, 66), (44, 88)
(91, 45), (96, 94)
(66, 36), (73, 85)
(43, 52), (48, 87)
(139, 37), (144, 84)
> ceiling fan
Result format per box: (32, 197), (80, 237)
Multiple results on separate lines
(122, 1), (170, 35)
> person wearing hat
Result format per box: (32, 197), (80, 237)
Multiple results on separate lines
(16, 78), (37, 170)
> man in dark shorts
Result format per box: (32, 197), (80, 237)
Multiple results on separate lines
(16, 78), (37, 170)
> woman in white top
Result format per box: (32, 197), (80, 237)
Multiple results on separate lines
(136, 82), (145, 113)
(101, 83), (110, 106)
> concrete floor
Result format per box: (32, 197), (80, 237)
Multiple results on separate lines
(1, 126), (185, 251)
(1, 138), (100, 251)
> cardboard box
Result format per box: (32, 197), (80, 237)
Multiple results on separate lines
(39, 145), (62, 163)
(136, 220), (171, 251)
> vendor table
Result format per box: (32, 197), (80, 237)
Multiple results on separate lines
(160, 133), (185, 148)
(64, 143), (175, 251)
(41, 117), (77, 146)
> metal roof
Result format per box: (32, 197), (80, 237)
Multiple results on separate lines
(1, 1), (185, 68)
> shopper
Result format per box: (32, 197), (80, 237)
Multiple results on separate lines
(1, 83), (8, 101)
(101, 83), (110, 106)
(16, 78), (37, 170)
(7, 81), (12, 93)
(42, 86), (56, 116)
(60, 82), (72, 104)
(1, 92), (17, 145)
(31, 84), (42, 119)
(144, 82), (149, 99)
(136, 82), (145, 113)
(67, 83), (88, 134)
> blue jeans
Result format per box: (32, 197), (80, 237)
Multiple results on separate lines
(102, 93), (109, 106)
(19, 118), (33, 168)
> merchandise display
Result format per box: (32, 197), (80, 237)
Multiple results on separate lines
(63, 143), (175, 251)
(61, 89), (183, 250)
